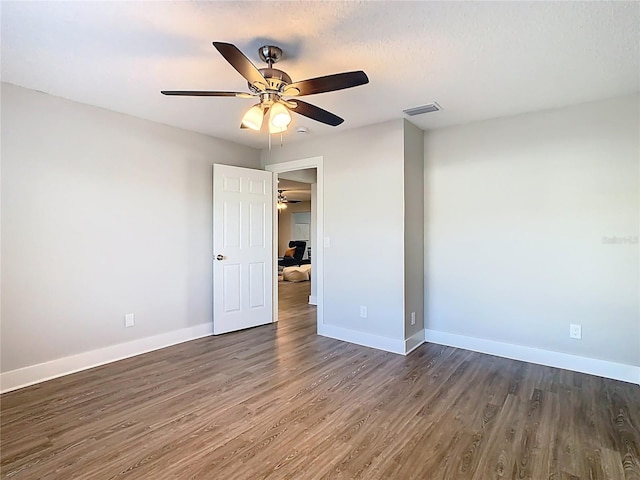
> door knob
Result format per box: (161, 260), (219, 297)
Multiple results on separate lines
(216, 254), (224, 261)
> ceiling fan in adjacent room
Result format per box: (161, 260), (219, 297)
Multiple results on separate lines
(161, 42), (369, 134)
(276, 189), (301, 210)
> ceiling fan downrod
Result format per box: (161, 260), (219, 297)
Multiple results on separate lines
(258, 45), (283, 68)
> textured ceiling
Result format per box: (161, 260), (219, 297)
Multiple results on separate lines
(2, 1), (638, 149)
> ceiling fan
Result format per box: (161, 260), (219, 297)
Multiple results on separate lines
(161, 42), (369, 133)
(277, 189), (301, 210)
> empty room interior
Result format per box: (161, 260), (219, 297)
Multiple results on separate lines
(1, 2), (639, 479)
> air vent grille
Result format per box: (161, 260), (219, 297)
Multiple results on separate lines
(403, 102), (441, 116)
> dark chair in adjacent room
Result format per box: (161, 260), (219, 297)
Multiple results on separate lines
(278, 240), (307, 267)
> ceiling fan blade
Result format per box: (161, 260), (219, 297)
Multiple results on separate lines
(161, 90), (253, 98)
(290, 100), (344, 126)
(213, 42), (268, 90)
(286, 71), (369, 97)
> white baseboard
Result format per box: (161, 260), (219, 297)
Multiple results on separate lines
(405, 329), (425, 355)
(308, 295), (318, 305)
(7, 322), (635, 394)
(1, 323), (213, 394)
(424, 329), (640, 385)
(318, 323), (405, 355)
(317, 325), (425, 357)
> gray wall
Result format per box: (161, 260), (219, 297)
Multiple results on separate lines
(1, 83), (260, 372)
(4, 82), (635, 376)
(261, 120), (406, 341)
(403, 120), (425, 338)
(424, 94), (640, 367)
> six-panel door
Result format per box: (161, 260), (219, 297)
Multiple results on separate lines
(213, 164), (273, 334)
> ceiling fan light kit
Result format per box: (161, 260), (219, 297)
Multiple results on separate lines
(269, 122), (287, 135)
(269, 102), (292, 128)
(161, 41), (369, 142)
(241, 104), (264, 130)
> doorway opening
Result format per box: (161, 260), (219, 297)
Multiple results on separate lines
(265, 157), (323, 331)
(276, 172), (315, 319)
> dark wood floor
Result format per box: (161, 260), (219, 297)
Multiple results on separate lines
(2, 281), (639, 479)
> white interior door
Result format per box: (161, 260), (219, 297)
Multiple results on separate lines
(213, 164), (273, 334)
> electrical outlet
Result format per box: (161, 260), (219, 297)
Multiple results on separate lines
(360, 306), (367, 318)
(125, 313), (135, 328)
(411, 312), (416, 326)
(569, 323), (581, 339)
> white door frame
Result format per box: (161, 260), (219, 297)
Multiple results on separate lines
(265, 156), (323, 328)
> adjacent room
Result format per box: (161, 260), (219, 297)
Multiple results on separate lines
(1, 2), (638, 479)
(276, 174), (317, 327)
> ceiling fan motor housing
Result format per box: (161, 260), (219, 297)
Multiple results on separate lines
(248, 68), (292, 94)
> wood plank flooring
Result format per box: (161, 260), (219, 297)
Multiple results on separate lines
(2, 281), (639, 479)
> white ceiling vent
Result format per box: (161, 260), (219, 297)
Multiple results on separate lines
(403, 102), (442, 116)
